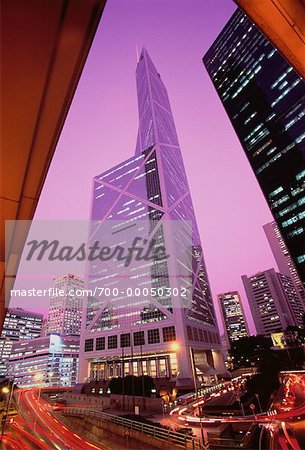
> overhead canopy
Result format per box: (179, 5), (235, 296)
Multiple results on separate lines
(0, 0), (106, 331)
(196, 364), (217, 376)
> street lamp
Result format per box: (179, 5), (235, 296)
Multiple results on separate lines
(1, 377), (15, 439)
(255, 393), (263, 413)
(33, 373), (44, 434)
(171, 342), (180, 352)
(138, 326), (146, 411)
(34, 372), (44, 395)
(47, 371), (54, 386)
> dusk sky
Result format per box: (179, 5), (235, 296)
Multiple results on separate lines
(13, 0), (278, 334)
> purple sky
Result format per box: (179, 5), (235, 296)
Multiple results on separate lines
(13, 0), (278, 334)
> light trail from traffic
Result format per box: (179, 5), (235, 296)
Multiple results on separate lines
(1, 387), (104, 450)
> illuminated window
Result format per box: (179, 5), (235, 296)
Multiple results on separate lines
(170, 353), (178, 377)
(150, 360), (157, 377)
(158, 359), (167, 377)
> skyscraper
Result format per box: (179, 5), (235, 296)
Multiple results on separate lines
(0, 308), (43, 376)
(8, 334), (79, 387)
(263, 221), (305, 304)
(203, 9), (305, 288)
(242, 268), (304, 336)
(79, 48), (224, 388)
(46, 274), (84, 336)
(218, 291), (249, 346)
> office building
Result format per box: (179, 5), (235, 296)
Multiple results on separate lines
(218, 291), (249, 345)
(264, 221), (305, 304)
(203, 9), (305, 288)
(79, 48), (224, 388)
(46, 274), (84, 336)
(7, 334), (79, 387)
(242, 268), (304, 336)
(0, 308), (43, 377)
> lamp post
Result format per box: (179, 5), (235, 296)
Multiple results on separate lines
(130, 332), (135, 413)
(1, 377), (15, 438)
(47, 371), (54, 386)
(170, 342), (208, 447)
(139, 327), (145, 411)
(33, 373), (44, 434)
(255, 393), (263, 413)
(121, 342), (125, 410)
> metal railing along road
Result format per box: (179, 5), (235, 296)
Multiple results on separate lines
(63, 407), (207, 450)
(208, 422), (257, 448)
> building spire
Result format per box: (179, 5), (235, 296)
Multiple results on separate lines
(135, 44), (139, 64)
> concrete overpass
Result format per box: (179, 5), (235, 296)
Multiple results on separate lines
(0, 0), (106, 331)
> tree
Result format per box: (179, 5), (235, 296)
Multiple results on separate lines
(229, 335), (272, 369)
(108, 377), (123, 394)
(108, 375), (155, 396)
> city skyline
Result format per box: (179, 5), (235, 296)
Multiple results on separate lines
(2, 2), (305, 448)
(10, 0), (278, 336)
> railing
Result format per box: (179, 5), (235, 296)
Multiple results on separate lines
(63, 407), (208, 450)
(208, 423), (257, 448)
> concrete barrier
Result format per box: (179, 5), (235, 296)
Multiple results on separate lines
(62, 392), (163, 413)
(63, 408), (204, 450)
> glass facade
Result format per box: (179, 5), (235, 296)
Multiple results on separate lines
(203, 9), (305, 290)
(85, 48), (219, 334)
(89, 353), (174, 381)
(79, 48), (222, 386)
(0, 308), (43, 376)
(86, 48), (217, 334)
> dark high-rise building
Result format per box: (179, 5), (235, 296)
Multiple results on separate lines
(218, 291), (249, 345)
(203, 9), (305, 289)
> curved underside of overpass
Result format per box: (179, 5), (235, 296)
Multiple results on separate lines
(0, 0), (106, 330)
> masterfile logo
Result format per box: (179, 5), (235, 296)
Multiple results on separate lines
(26, 236), (169, 267)
(5, 219), (192, 310)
